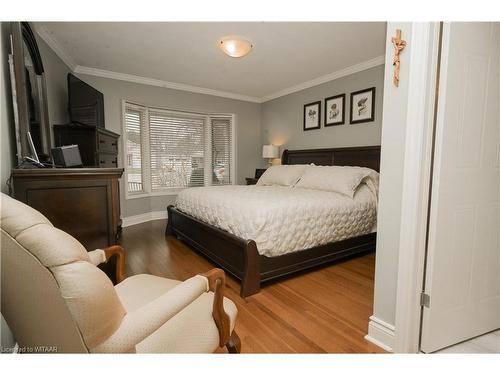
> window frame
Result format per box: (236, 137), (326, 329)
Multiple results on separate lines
(121, 99), (236, 200)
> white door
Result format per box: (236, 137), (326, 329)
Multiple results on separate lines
(420, 22), (500, 353)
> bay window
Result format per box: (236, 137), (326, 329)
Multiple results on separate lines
(123, 101), (235, 197)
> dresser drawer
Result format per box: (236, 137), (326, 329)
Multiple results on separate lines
(97, 132), (118, 154)
(97, 153), (118, 168)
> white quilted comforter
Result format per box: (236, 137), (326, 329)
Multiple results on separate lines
(175, 183), (378, 257)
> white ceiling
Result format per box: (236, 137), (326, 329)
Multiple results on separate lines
(36, 22), (386, 101)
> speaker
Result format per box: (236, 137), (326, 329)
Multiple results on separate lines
(51, 145), (83, 167)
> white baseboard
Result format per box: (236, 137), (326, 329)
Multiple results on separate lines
(365, 315), (395, 352)
(121, 210), (168, 227)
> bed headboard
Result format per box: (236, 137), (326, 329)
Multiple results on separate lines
(281, 146), (381, 172)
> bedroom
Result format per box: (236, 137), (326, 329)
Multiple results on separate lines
(1, 1), (499, 369)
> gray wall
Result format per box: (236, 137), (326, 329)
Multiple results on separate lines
(75, 74), (262, 217)
(37, 33), (72, 126)
(261, 65), (384, 160)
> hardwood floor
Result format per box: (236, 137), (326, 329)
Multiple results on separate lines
(120, 219), (385, 353)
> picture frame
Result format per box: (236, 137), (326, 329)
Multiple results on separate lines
(350, 87), (376, 124)
(303, 101), (321, 131)
(324, 94), (345, 126)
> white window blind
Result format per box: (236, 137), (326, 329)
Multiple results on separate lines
(149, 110), (206, 190)
(123, 101), (234, 195)
(211, 117), (233, 185)
(124, 107), (144, 193)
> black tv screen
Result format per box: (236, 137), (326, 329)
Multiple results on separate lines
(67, 73), (105, 128)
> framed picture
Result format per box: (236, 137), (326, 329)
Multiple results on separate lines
(350, 87), (376, 124)
(324, 94), (345, 126)
(303, 101), (321, 131)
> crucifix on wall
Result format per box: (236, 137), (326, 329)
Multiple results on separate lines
(391, 29), (406, 87)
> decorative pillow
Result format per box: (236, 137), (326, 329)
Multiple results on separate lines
(294, 165), (379, 198)
(256, 165), (307, 186)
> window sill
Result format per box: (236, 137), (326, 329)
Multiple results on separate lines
(125, 190), (182, 200)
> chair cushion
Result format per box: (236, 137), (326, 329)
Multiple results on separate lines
(16, 224), (89, 267)
(51, 261), (126, 349)
(136, 292), (238, 353)
(115, 274), (181, 312)
(1, 193), (52, 237)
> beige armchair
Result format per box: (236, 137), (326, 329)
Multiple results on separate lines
(0, 193), (240, 353)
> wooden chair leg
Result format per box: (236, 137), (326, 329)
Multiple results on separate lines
(226, 331), (241, 354)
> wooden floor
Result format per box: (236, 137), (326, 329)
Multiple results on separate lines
(120, 219), (385, 353)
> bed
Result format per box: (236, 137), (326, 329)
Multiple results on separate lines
(166, 146), (381, 297)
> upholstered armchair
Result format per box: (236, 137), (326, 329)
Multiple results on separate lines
(0, 193), (240, 353)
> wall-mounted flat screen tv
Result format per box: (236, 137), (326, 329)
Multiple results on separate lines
(67, 73), (104, 128)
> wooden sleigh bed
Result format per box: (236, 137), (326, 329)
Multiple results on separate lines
(166, 146), (381, 297)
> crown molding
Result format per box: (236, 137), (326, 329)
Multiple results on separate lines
(260, 55), (385, 102)
(73, 65), (262, 103)
(35, 24), (385, 104)
(34, 25), (78, 71)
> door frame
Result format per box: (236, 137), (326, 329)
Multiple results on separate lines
(392, 22), (443, 353)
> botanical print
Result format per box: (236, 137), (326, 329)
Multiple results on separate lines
(356, 97), (368, 116)
(324, 94), (345, 126)
(303, 101), (321, 130)
(350, 87), (375, 124)
(329, 103), (339, 119)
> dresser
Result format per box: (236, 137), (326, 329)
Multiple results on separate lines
(10, 168), (123, 250)
(53, 124), (120, 168)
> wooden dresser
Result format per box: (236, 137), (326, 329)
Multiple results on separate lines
(10, 168), (123, 250)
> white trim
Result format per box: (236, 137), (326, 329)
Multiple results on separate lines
(34, 25), (78, 70)
(260, 55), (385, 102)
(230, 113), (237, 184)
(121, 210), (168, 227)
(365, 315), (395, 352)
(393, 22), (442, 353)
(34, 25), (384, 103)
(74, 65), (262, 103)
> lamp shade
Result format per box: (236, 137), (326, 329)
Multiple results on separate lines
(262, 145), (279, 159)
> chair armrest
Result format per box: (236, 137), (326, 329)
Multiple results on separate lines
(91, 275), (209, 353)
(87, 249), (107, 266)
(88, 246), (126, 283)
(103, 245), (126, 283)
(200, 268), (231, 347)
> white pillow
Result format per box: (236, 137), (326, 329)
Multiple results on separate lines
(294, 165), (378, 198)
(256, 165), (307, 186)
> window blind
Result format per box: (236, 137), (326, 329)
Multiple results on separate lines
(124, 107), (144, 193)
(211, 117), (232, 185)
(149, 110), (206, 190)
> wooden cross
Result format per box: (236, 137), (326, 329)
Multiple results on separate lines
(391, 29), (406, 87)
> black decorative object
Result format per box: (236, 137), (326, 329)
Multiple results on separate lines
(324, 94), (345, 126)
(303, 101), (321, 131)
(350, 87), (376, 124)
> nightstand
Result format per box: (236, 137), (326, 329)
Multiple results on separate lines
(245, 177), (259, 185)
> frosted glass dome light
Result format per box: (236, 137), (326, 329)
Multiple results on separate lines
(219, 36), (253, 58)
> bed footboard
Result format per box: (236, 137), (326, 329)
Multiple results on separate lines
(166, 205), (261, 297)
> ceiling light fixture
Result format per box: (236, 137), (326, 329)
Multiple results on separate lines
(219, 36), (253, 58)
